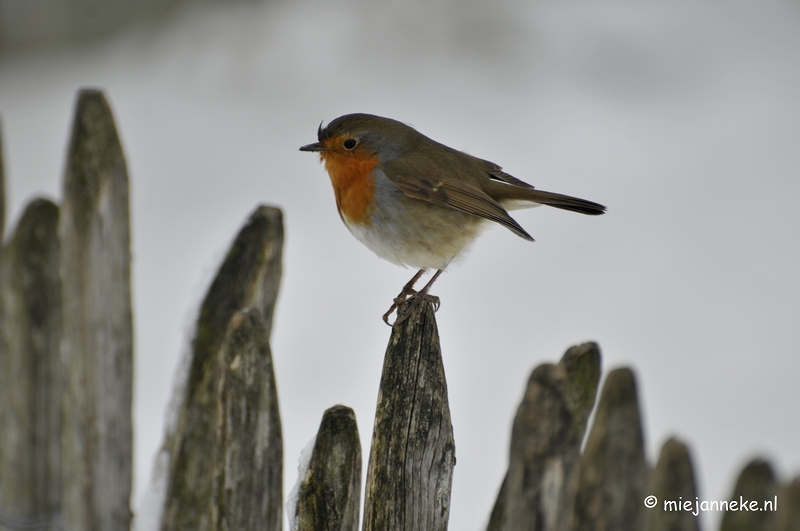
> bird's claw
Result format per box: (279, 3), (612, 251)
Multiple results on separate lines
(384, 292), (440, 326)
(382, 286), (419, 325)
(382, 269), (442, 326)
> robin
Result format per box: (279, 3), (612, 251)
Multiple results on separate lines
(300, 113), (606, 324)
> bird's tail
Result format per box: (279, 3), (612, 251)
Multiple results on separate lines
(526, 189), (606, 215)
(495, 186), (606, 216)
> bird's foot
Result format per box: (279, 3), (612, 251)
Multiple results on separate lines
(384, 292), (440, 326)
(381, 285), (419, 325)
(382, 269), (442, 326)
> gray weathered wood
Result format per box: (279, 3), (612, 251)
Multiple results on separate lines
(295, 405), (362, 531)
(0, 199), (61, 521)
(720, 459), (778, 531)
(59, 89), (133, 531)
(0, 117), (5, 240)
(569, 368), (649, 531)
(161, 205), (283, 531)
(487, 342), (601, 531)
(642, 438), (700, 531)
(778, 477), (800, 531)
(557, 343), (604, 531)
(212, 309), (282, 531)
(363, 300), (456, 531)
(559, 343), (602, 439)
(486, 475), (509, 531)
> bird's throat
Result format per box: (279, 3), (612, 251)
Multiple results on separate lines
(322, 152), (378, 225)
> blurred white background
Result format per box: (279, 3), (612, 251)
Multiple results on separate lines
(1, 0), (799, 528)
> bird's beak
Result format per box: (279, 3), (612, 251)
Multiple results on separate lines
(299, 142), (325, 152)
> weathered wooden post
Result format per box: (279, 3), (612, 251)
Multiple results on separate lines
(362, 301), (456, 531)
(293, 405), (362, 531)
(486, 342), (601, 531)
(778, 478), (800, 531)
(160, 205), (283, 531)
(0, 199), (61, 524)
(569, 368), (649, 531)
(59, 89), (134, 531)
(720, 459), (778, 531)
(642, 438), (700, 531)
(212, 308), (283, 531)
(0, 117), (5, 239)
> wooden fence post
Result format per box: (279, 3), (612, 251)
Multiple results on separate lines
(486, 342), (601, 531)
(642, 438), (700, 531)
(161, 205), (283, 531)
(362, 301), (456, 531)
(212, 309), (283, 531)
(0, 117), (5, 240)
(0, 199), (61, 523)
(569, 368), (649, 531)
(293, 405), (362, 531)
(720, 459), (778, 531)
(59, 89), (133, 531)
(778, 478), (800, 531)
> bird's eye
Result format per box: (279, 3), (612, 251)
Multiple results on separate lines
(343, 139), (357, 149)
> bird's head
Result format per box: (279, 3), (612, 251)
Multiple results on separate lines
(299, 113), (418, 163)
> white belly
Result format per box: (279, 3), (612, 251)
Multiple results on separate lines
(339, 167), (489, 270)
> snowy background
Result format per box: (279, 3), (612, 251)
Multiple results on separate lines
(1, 0), (799, 528)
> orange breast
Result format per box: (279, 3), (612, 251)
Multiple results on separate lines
(321, 143), (379, 226)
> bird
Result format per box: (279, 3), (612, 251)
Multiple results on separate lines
(300, 113), (606, 324)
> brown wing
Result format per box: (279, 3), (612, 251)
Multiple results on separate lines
(382, 157), (534, 241)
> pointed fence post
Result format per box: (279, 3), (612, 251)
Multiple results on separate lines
(362, 301), (456, 531)
(0, 199), (61, 524)
(642, 438), (700, 531)
(59, 89), (133, 531)
(778, 477), (800, 531)
(212, 309), (283, 531)
(720, 459), (778, 531)
(487, 342), (601, 531)
(294, 405), (362, 531)
(161, 205), (283, 531)
(0, 117), (5, 240)
(569, 368), (649, 531)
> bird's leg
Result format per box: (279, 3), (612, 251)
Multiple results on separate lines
(382, 269), (426, 325)
(394, 269), (444, 325)
(395, 269), (425, 302)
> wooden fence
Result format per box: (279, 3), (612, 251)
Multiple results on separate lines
(0, 90), (798, 531)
